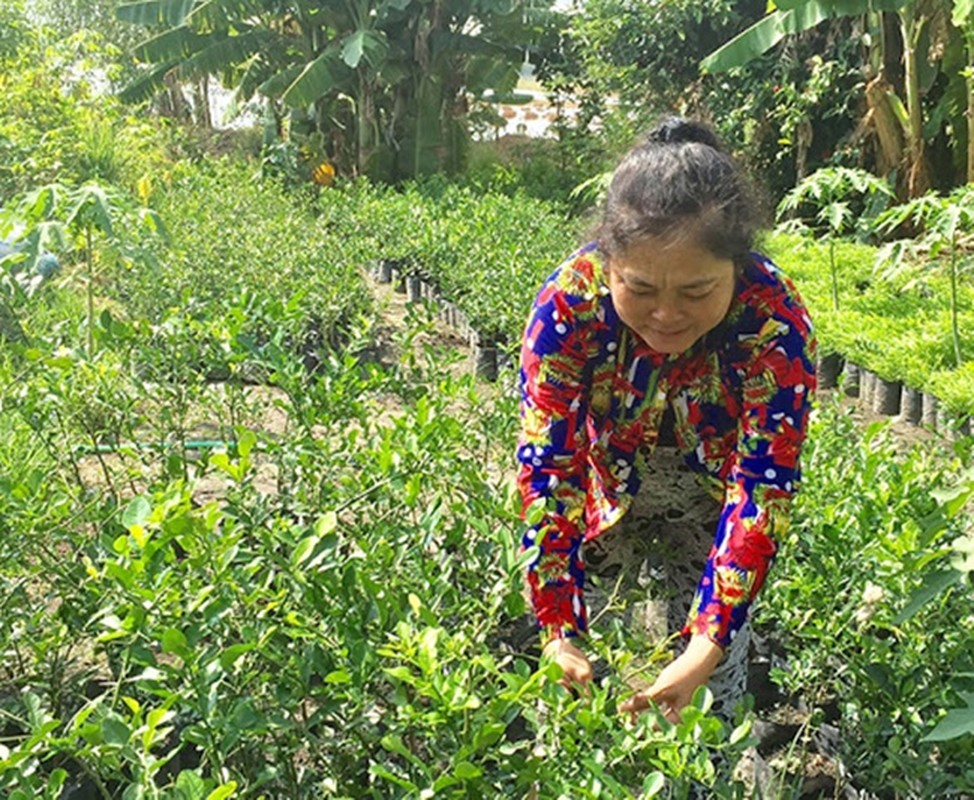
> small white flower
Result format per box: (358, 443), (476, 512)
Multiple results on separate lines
(862, 582), (885, 605)
(855, 582), (886, 625)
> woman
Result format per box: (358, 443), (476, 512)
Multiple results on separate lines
(516, 117), (816, 724)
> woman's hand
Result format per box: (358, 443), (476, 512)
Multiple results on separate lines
(542, 637), (594, 692)
(617, 635), (724, 723)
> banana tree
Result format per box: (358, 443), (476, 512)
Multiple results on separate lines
(955, 0), (974, 182)
(116, 0), (532, 179)
(701, 0), (951, 198)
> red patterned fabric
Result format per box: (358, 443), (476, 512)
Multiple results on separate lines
(517, 244), (817, 648)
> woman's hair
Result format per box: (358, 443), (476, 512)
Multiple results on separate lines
(595, 117), (766, 267)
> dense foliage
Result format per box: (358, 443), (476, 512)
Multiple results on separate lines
(114, 0), (552, 181)
(538, 0), (974, 203)
(763, 406), (974, 796)
(1, 9), (973, 798)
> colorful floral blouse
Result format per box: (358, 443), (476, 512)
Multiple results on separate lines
(517, 243), (817, 649)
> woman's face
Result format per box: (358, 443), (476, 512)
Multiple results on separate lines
(607, 235), (737, 354)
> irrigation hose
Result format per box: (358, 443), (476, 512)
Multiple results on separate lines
(73, 439), (238, 456)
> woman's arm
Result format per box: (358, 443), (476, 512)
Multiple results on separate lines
(621, 298), (815, 718)
(686, 300), (817, 650)
(517, 275), (597, 646)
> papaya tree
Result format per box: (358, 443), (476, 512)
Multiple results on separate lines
(0, 183), (167, 357)
(777, 166), (893, 312)
(873, 185), (974, 366)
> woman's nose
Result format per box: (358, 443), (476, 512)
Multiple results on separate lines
(650, 298), (684, 325)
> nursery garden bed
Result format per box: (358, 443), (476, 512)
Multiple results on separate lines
(2, 158), (972, 800)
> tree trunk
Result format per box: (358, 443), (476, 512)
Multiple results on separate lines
(900, 5), (929, 197)
(194, 76), (212, 129)
(357, 73), (370, 177)
(864, 75), (906, 177)
(949, 246), (962, 366)
(162, 70), (189, 122)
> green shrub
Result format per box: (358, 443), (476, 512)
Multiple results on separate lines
(111, 160), (376, 376)
(762, 399), (974, 794)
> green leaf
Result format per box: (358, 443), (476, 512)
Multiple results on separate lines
(432, 773), (459, 792)
(418, 627), (441, 673)
(702, 0), (908, 72)
(174, 770), (207, 800)
(102, 717), (132, 746)
(453, 761), (482, 780)
(931, 472), (974, 518)
(23, 184), (60, 221)
(701, 11), (791, 72)
(204, 783), (238, 800)
(922, 703), (974, 742)
(472, 721), (505, 750)
(827, 201), (849, 234)
(380, 733), (425, 767)
(135, 25), (200, 63)
(642, 772), (666, 796)
(219, 643), (254, 671)
(122, 785), (145, 800)
(896, 568), (965, 624)
(730, 718), (753, 745)
(324, 670), (351, 684)
(952, 532), (974, 574)
(292, 535), (318, 568)
(122, 496), (152, 530)
(952, 0), (974, 27)
(66, 185), (116, 238)
(257, 64), (304, 99)
(117, 0), (195, 27)
(282, 44), (345, 107)
(342, 30), (367, 68)
(139, 208), (171, 245)
(369, 763), (418, 791)
(384, 665), (416, 684)
(119, 59), (182, 104)
(315, 511), (338, 537)
(183, 29), (273, 76)
(161, 627), (189, 656)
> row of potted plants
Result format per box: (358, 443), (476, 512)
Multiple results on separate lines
(319, 184), (973, 428)
(370, 258), (512, 381)
(818, 352), (971, 439)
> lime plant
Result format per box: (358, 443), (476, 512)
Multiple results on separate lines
(760, 400), (974, 794)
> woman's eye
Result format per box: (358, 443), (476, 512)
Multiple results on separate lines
(683, 288), (714, 299)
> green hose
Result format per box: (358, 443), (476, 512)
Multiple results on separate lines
(74, 439), (238, 455)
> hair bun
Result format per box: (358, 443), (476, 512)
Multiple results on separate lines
(647, 116), (722, 150)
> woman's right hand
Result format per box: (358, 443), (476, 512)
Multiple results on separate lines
(542, 638), (593, 691)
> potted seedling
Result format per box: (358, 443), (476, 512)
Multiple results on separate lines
(873, 185), (974, 369)
(777, 166), (894, 313)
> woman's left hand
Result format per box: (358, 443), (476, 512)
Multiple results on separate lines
(617, 635), (724, 723)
